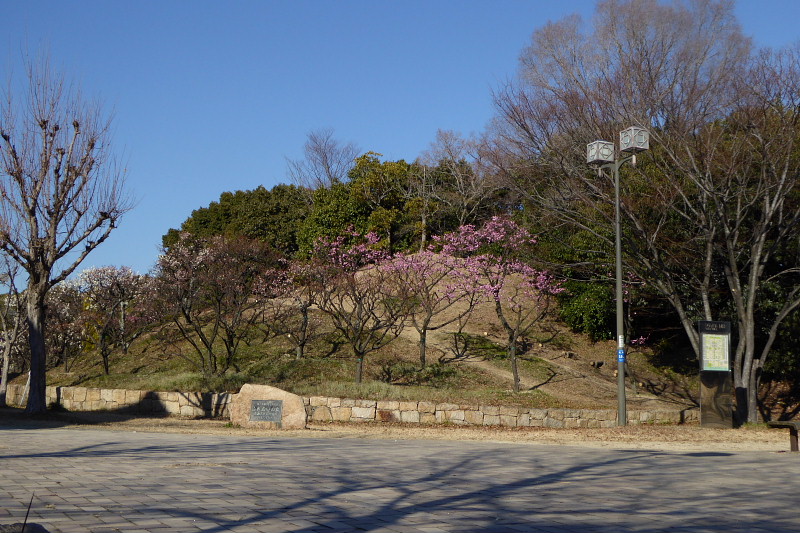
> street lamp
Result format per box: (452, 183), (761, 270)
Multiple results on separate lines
(587, 126), (649, 426)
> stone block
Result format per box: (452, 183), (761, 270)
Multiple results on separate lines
(341, 398), (356, 407)
(420, 412), (437, 424)
(500, 415), (517, 427)
(418, 401), (436, 413)
(437, 403), (460, 411)
(398, 401), (418, 412)
(46, 386), (58, 402)
(124, 390), (142, 404)
(87, 388), (101, 402)
(517, 413), (531, 426)
(230, 384), (307, 429)
(483, 414), (501, 425)
(356, 399), (377, 408)
(101, 389), (113, 402)
(481, 405), (500, 416)
(112, 389), (126, 404)
(377, 400), (400, 410)
(310, 396), (329, 407)
(529, 409), (548, 422)
(312, 406), (333, 422)
(351, 406), (376, 420)
(464, 410), (484, 425)
(448, 410), (465, 422)
(544, 417), (563, 428)
(400, 410), (420, 423)
(377, 409), (399, 422)
(499, 406), (519, 416)
(332, 407), (352, 421)
(180, 405), (201, 417)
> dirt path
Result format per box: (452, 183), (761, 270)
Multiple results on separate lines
(398, 321), (692, 411)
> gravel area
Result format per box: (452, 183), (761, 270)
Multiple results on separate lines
(0, 408), (789, 452)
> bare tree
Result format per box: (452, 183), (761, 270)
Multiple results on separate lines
(420, 130), (501, 227)
(0, 257), (25, 407)
(0, 56), (130, 413)
(287, 128), (360, 190)
(490, 0), (800, 422)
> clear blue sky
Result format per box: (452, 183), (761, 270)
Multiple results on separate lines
(3, 1), (799, 275)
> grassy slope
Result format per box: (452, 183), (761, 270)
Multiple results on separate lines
(38, 302), (699, 411)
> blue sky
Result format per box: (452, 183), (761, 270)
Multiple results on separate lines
(3, 1), (799, 275)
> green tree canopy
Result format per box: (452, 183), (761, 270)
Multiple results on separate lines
(163, 184), (311, 257)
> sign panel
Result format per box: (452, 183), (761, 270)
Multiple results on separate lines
(698, 321), (731, 372)
(250, 399), (283, 422)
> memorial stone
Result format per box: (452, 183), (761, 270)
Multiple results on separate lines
(230, 384), (307, 429)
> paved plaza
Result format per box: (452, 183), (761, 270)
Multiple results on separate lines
(1, 424), (798, 532)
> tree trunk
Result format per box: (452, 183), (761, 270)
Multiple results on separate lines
(419, 329), (427, 368)
(101, 333), (110, 375)
(355, 356), (364, 383)
(0, 343), (9, 407)
(25, 288), (48, 415)
(296, 305), (309, 359)
(509, 332), (520, 393)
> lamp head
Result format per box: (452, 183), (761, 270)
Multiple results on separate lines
(619, 126), (649, 153)
(587, 140), (615, 165)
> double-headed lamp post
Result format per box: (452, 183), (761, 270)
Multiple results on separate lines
(587, 126), (649, 426)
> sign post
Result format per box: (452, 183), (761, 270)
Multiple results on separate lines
(698, 321), (733, 428)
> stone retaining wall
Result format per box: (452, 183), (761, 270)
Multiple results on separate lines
(303, 396), (698, 428)
(4, 383), (232, 418)
(4, 383), (698, 428)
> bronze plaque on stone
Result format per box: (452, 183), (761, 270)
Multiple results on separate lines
(250, 399), (283, 422)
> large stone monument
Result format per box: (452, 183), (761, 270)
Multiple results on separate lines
(229, 384), (307, 429)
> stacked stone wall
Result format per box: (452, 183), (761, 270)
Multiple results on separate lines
(4, 384), (698, 427)
(303, 396), (698, 427)
(4, 383), (231, 418)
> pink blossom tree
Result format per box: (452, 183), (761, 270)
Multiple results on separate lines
(383, 250), (481, 367)
(311, 232), (410, 383)
(436, 217), (563, 392)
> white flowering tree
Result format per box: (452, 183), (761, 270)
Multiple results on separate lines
(77, 266), (154, 374)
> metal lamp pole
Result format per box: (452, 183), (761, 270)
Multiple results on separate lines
(587, 126), (649, 427)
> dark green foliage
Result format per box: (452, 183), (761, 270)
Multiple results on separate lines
(559, 282), (614, 341)
(163, 184), (311, 257)
(296, 180), (371, 254)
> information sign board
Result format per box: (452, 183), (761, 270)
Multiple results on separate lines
(698, 321), (731, 372)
